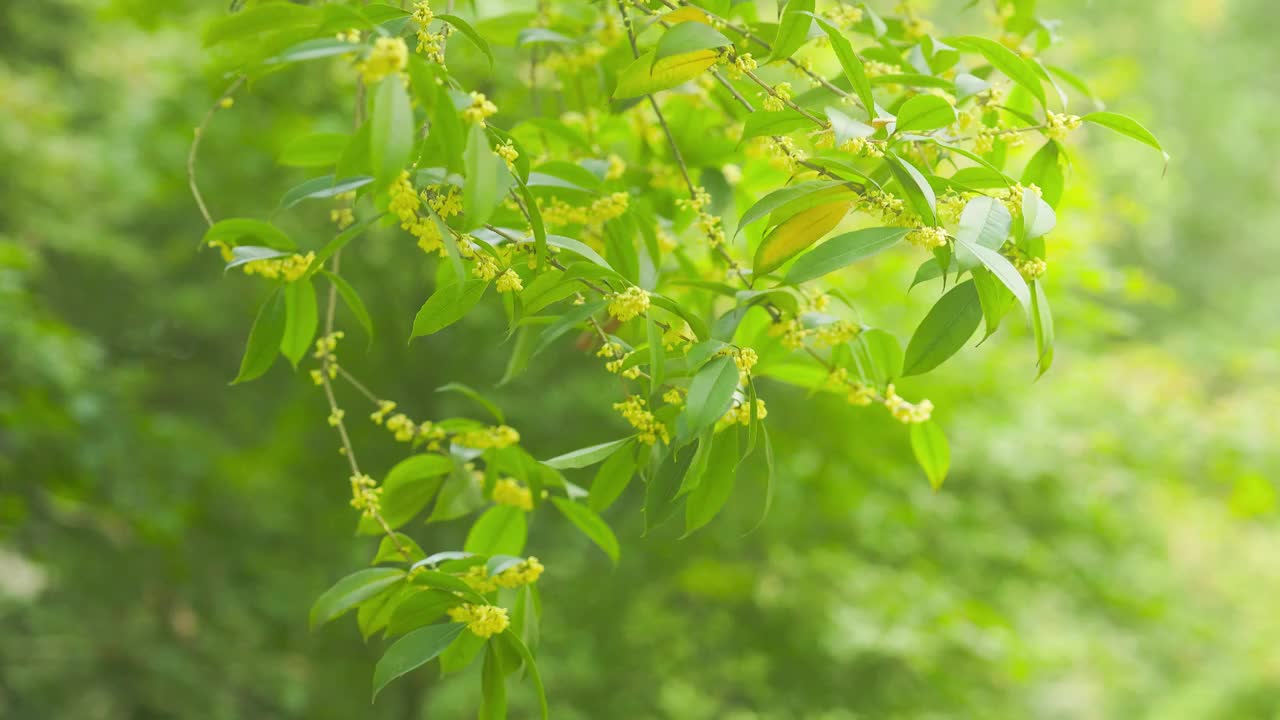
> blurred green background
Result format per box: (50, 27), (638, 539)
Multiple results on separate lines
(3, 0), (1279, 718)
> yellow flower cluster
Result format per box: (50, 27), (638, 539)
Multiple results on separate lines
(492, 478), (533, 511)
(349, 473), (383, 517)
(496, 140), (519, 169)
(388, 172), (465, 255)
(461, 557), (545, 593)
(538, 193), (630, 227)
(673, 186), (725, 247)
(231, 251), (315, 282)
(359, 37), (408, 83)
(827, 368), (877, 406)
(837, 137), (884, 158)
(716, 398), (768, 431)
(776, 318), (809, 350)
(720, 50), (757, 80)
(463, 92), (497, 125)
(454, 425), (521, 449)
(814, 320), (861, 348)
(607, 286), (650, 322)
(884, 384), (933, 424)
(863, 190), (907, 224)
(762, 82), (792, 112)
(769, 136), (807, 173)
(1015, 256), (1048, 279)
(605, 154), (627, 181)
(824, 4), (864, 27)
(1044, 112), (1082, 141)
(411, 2), (448, 63)
(733, 347), (758, 375)
(863, 60), (898, 78)
(496, 268), (523, 293)
(936, 192), (969, 225)
(447, 603), (509, 638)
(906, 226), (948, 249)
(614, 395), (668, 445)
(662, 387), (684, 405)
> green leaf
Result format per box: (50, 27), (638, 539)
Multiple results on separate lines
(280, 278), (318, 368)
(785, 227), (908, 284)
(464, 506), (528, 557)
(647, 314), (664, 391)
(411, 278), (489, 338)
(972, 266), (1016, 339)
(551, 497), (620, 565)
(902, 280), (982, 376)
(824, 106), (876, 144)
(851, 328), (902, 388)
(1022, 141), (1064, 207)
(613, 49), (718, 99)
(1022, 187), (1056, 239)
(768, 0), (816, 63)
(371, 76), (413, 188)
(308, 213), (385, 275)
(373, 533), (426, 565)
(225, 246), (290, 271)
(319, 270), (374, 342)
(810, 15), (875, 119)
(543, 437), (632, 470)
(265, 37), (358, 65)
(310, 567), (405, 628)
(371, 623), (465, 700)
(409, 570), (486, 605)
(1030, 279), (1054, 377)
(682, 355), (739, 438)
(1082, 111), (1167, 160)
(463, 122), (511, 230)
(910, 420), (950, 490)
(531, 299), (607, 357)
(437, 14), (494, 67)
(387, 589), (461, 637)
(885, 153), (937, 225)
(517, 28), (574, 46)
(588, 442), (636, 512)
(279, 175), (372, 209)
(205, 218), (294, 251)
(233, 289), (286, 384)
(894, 94), (956, 133)
(955, 196), (1012, 250)
(741, 108), (812, 142)
(497, 630), (548, 719)
(439, 630), (485, 674)
(357, 454), (452, 535)
(429, 82), (465, 174)
(279, 132), (348, 167)
(479, 643), (507, 720)
(957, 241), (1029, 314)
(753, 200), (853, 275)
(948, 35), (1045, 108)
(684, 426), (739, 535)
(737, 181), (842, 236)
(435, 382), (505, 424)
(203, 3), (317, 46)
(655, 21), (731, 63)
(546, 235), (613, 270)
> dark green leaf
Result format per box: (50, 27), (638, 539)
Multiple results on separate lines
(371, 623), (465, 700)
(319, 270), (374, 342)
(543, 437), (632, 470)
(551, 498), (620, 564)
(280, 277), (317, 368)
(411, 278), (489, 338)
(464, 505), (527, 557)
(310, 567), (405, 628)
(682, 355), (739, 438)
(233, 289), (286, 384)
(785, 227), (908, 284)
(910, 420), (950, 490)
(437, 14), (494, 67)
(902, 280), (981, 376)
(371, 76), (413, 188)
(684, 427), (739, 534)
(588, 442), (636, 512)
(357, 454), (452, 534)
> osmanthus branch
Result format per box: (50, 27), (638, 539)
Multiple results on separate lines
(188, 75), (246, 233)
(652, 0), (865, 111)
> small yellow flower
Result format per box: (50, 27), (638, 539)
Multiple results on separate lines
(447, 604), (509, 638)
(218, 97), (234, 109)
(358, 36), (408, 83)
(905, 227), (948, 250)
(607, 286), (650, 322)
(614, 395), (668, 445)
(496, 268), (523, 293)
(463, 92), (498, 125)
(492, 478), (534, 511)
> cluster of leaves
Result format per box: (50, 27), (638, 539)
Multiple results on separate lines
(194, 0), (1160, 713)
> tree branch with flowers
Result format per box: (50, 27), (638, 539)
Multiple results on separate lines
(190, 0), (1163, 713)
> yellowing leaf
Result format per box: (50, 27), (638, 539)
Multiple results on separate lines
(753, 201), (852, 275)
(613, 50), (718, 99)
(662, 6), (710, 24)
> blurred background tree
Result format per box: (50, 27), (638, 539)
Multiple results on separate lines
(2, 0), (1278, 718)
